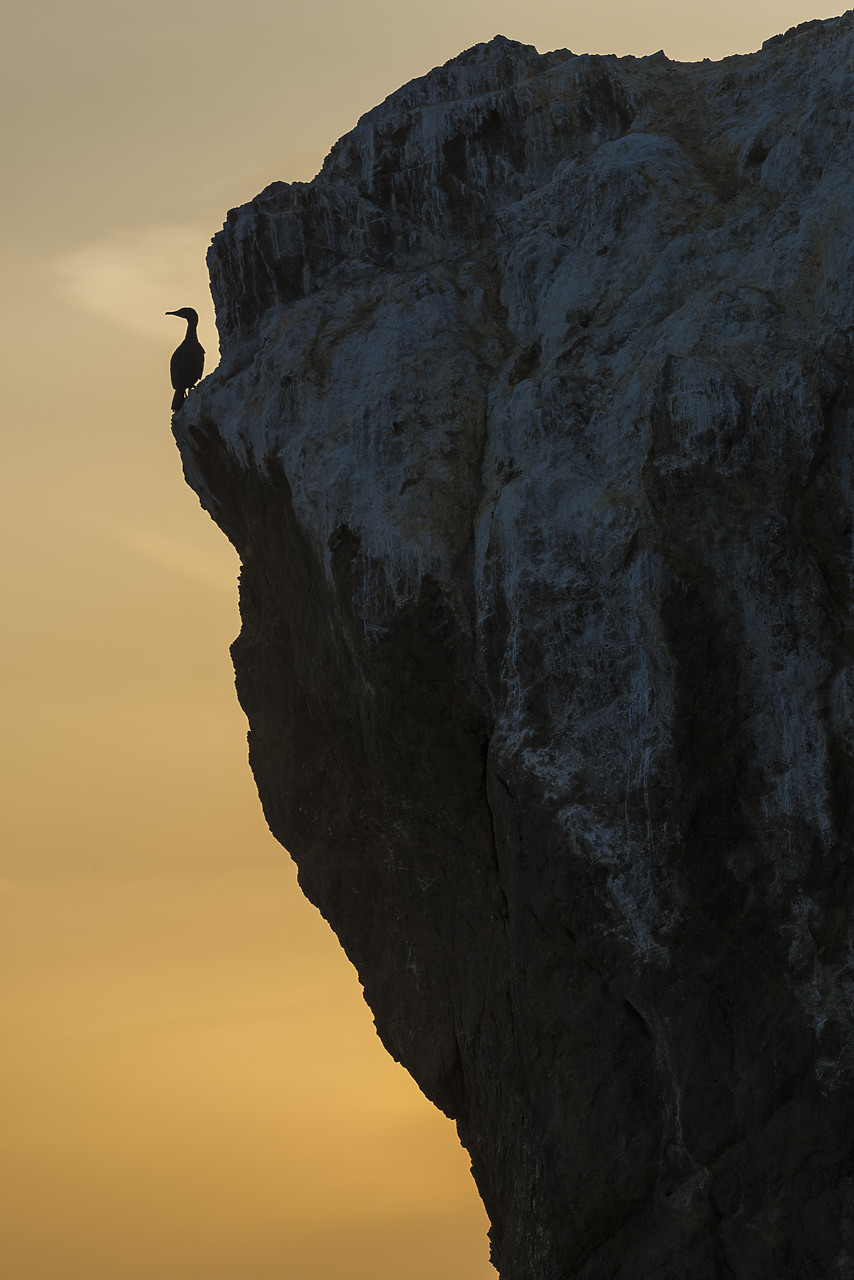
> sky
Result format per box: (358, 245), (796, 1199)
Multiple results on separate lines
(1, 2), (846, 1277)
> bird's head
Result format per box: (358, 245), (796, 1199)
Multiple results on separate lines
(165, 307), (199, 322)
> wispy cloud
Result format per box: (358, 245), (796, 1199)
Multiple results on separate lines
(82, 513), (237, 593)
(50, 225), (216, 340)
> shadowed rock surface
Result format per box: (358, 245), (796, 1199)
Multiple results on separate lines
(174, 15), (854, 1277)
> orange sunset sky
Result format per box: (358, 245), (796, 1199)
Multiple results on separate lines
(1, 3), (844, 1277)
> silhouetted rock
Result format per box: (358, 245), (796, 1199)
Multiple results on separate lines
(174, 15), (854, 1277)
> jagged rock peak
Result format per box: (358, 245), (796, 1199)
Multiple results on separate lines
(176, 13), (854, 1279)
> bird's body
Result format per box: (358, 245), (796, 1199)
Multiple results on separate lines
(166, 307), (205, 411)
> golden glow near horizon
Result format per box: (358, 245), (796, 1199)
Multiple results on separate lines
(1, 2), (844, 1277)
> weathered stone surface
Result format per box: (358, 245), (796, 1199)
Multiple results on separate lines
(175, 14), (854, 1277)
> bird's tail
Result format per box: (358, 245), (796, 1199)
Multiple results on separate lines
(171, 387), (186, 412)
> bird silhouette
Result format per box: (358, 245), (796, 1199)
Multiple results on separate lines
(166, 307), (205, 411)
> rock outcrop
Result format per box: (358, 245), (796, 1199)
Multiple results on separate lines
(174, 14), (854, 1277)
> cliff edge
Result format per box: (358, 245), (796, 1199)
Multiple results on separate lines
(175, 15), (854, 1277)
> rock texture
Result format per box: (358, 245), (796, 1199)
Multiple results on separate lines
(175, 14), (854, 1278)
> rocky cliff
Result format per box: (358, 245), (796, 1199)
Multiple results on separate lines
(174, 14), (854, 1278)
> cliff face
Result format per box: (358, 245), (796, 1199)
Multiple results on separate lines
(175, 15), (854, 1278)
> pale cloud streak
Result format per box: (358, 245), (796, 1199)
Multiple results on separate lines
(82, 512), (238, 593)
(50, 225), (216, 341)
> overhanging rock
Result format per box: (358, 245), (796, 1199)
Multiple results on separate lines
(175, 16), (854, 1276)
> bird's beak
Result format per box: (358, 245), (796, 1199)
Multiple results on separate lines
(165, 310), (177, 316)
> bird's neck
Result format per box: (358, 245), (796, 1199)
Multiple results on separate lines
(185, 315), (198, 335)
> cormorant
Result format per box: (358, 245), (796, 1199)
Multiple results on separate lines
(166, 307), (205, 411)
